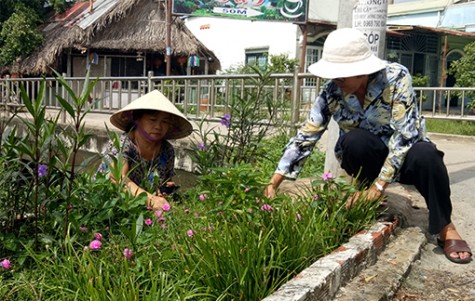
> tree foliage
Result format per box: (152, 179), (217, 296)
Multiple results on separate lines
(450, 41), (475, 88)
(0, 4), (44, 66)
(0, 0), (71, 66)
(449, 41), (475, 108)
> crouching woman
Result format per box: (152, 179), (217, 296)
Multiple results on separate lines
(97, 90), (192, 210)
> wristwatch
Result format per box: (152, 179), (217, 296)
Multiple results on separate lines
(374, 181), (385, 192)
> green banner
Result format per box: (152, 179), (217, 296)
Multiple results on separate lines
(173, 0), (307, 23)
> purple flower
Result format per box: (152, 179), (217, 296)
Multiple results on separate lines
(145, 219), (153, 226)
(162, 203), (171, 211)
(220, 114), (231, 128)
(123, 248), (133, 260)
(322, 172), (333, 181)
(198, 142), (207, 151)
(89, 240), (102, 250)
(94, 233), (103, 240)
(37, 164), (47, 177)
(260, 204), (274, 211)
(0, 259), (11, 270)
(187, 230), (194, 237)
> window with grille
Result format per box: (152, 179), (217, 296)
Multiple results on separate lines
(245, 48), (269, 68)
(304, 46), (322, 87)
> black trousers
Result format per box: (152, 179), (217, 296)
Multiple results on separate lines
(338, 128), (452, 235)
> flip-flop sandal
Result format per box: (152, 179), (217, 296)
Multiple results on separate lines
(437, 238), (473, 264)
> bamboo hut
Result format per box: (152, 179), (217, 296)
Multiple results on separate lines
(15, 0), (220, 77)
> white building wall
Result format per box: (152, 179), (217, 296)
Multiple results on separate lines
(185, 17), (299, 72)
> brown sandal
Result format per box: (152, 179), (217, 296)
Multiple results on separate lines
(437, 238), (473, 264)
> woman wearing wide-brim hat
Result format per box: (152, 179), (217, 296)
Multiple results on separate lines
(265, 28), (471, 264)
(98, 89), (192, 210)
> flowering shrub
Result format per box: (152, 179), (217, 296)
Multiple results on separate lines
(0, 73), (379, 300)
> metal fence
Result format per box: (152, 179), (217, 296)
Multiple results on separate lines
(1, 72), (475, 126)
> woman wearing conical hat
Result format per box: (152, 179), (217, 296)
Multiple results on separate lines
(97, 90), (192, 211)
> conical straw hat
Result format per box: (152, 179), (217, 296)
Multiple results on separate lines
(110, 90), (192, 139)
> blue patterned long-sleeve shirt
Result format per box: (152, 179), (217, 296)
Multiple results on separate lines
(276, 62), (429, 183)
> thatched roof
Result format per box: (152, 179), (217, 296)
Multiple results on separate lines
(17, 0), (220, 75)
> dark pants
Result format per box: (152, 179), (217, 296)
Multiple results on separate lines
(339, 128), (452, 235)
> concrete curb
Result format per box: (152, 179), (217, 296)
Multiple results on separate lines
(262, 219), (401, 301)
(333, 227), (426, 301)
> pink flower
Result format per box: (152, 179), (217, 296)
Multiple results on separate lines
(161, 224), (167, 229)
(187, 230), (194, 237)
(184, 209), (190, 213)
(94, 233), (103, 240)
(244, 187), (250, 192)
(162, 203), (171, 211)
(157, 217), (166, 223)
(297, 213), (302, 221)
(260, 204), (274, 211)
(155, 210), (163, 217)
(89, 240), (102, 250)
(147, 206), (153, 211)
(199, 194), (207, 201)
(313, 194), (319, 201)
(123, 248), (133, 260)
(145, 219), (153, 226)
(0, 259), (11, 270)
(79, 226), (88, 231)
(322, 172), (333, 181)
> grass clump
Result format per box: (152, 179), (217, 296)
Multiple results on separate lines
(425, 118), (475, 136)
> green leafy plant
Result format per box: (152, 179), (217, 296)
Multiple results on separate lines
(412, 73), (429, 102)
(448, 42), (475, 111)
(188, 66), (288, 175)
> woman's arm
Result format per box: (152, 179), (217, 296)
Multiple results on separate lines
(112, 162), (169, 210)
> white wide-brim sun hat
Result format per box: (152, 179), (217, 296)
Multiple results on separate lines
(110, 89), (193, 140)
(308, 28), (387, 79)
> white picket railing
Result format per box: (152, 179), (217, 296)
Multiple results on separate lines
(1, 73), (475, 127)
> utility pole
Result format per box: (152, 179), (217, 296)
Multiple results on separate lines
(324, 0), (388, 175)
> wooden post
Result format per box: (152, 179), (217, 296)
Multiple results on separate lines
(166, 0), (172, 76)
(438, 35), (448, 114)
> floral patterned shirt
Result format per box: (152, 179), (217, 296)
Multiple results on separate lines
(276, 62), (429, 183)
(97, 133), (176, 191)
